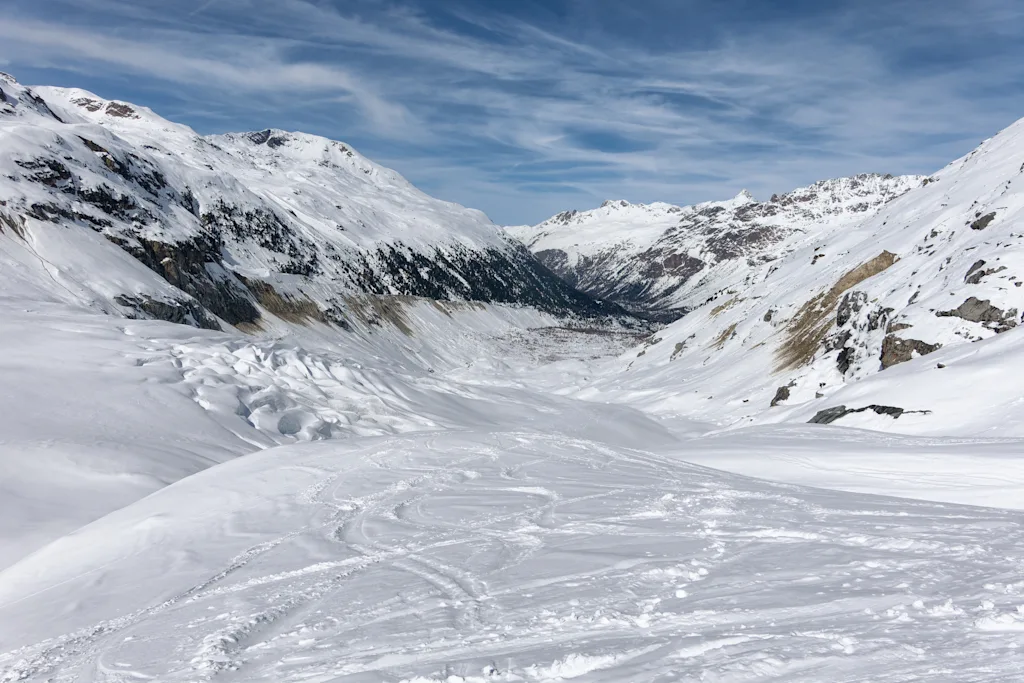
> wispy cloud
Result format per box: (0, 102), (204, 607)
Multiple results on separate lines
(3, 0), (1024, 224)
(0, 13), (413, 135)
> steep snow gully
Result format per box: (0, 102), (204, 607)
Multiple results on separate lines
(7, 75), (1024, 682)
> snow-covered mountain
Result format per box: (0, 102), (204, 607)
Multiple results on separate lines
(589, 114), (1024, 434)
(509, 174), (923, 321)
(0, 73), (622, 333)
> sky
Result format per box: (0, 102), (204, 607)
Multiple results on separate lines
(3, 1), (1024, 226)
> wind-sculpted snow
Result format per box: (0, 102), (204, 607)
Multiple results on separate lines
(0, 296), (641, 571)
(4, 432), (1024, 682)
(168, 341), (441, 440)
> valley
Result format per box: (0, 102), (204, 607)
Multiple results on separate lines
(4, 72), (1024, 682)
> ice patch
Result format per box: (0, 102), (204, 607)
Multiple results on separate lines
(976, 606), (1024, 631)
(525, 652), (622, 680)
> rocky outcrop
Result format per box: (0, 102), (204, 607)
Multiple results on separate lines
(107, 234), (262, 327)
(770, 382), (795, 407)
(880, 335), (941, 369)
(777, 251), (898, 370)
(809, 404), (930, 425)
(114, 294), (220, 330)
(970, 212), (996, 230)
(937, 297), (1018, 333)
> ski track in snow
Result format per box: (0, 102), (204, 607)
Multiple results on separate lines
(2, 312), (1024, 682)
(4, 429), (1024, 682)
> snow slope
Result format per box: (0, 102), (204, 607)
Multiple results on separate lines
(509, 174), (922, 321)
(6, 287), (1024, 682)
(0, 295), (641, 572)
(6, 430), (1024, 682)
(583, 114), (1024, 437)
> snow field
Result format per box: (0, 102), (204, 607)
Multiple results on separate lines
(5, 432), (1024, 681)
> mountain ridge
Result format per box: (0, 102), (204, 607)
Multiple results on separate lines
(509, 173), (924, 321)
(0, 75), (629, 334)
(584, 114), (1024, 434)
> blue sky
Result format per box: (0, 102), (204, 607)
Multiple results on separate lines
(3, 0), (1024, 225)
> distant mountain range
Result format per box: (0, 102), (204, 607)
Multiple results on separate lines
(509, 174), (923, 322)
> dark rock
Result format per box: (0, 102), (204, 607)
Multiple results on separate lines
(79, 184), (147, 222)
(107, 233), (262, 326)
(114, 294), (220, 330)
(771, 382), (795, 407)
(809, 404), (927, 425)
(25, 202), (112, 229)
(836, 290), (867, 327)
(965, 262), (1007, 285)
(827, 329), (852, 353)
(880, 334), (941, 369)
(869, 405), (905, 418)
(247, 129), (273, 145)
(836, 346), (855, 374)
(937, 297), (1017, 332)
(867, 306), (893, 332)
(15, 158), (73, 189)
(971, 212), (996, 230)
(104, 102), (138, 118)
(809, 406), (850, 424)
(965, 259), (987, 281)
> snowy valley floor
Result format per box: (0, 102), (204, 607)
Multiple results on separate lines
(3, 304), (1024, 682)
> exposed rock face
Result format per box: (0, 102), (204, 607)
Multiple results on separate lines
(777, 251), (898, 371)
(510, 175), (923, 321)
(836, 291), (869, 328)
(809, 404), (925, 425)
(114, 294), (220, 330)
(970, 212), (996, 230)
(880, 335), (942, 369)
(809, 406), (855, 424)
(964, 261), (1006, 284)
(770, 382), (795, 407)
(109, 234), (262, 326)
(965, 260), (987, 283)
(937, 297), (1018, 333)
(828, 288), (896, 375)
